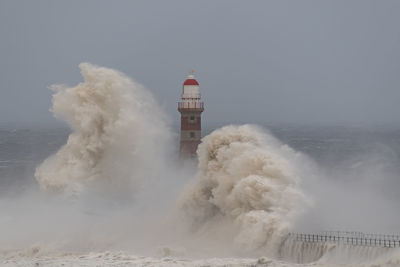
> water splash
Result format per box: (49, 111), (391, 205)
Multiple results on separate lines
(35, 63), (172, 196)
(279, 236), (393, 264)
(178, 125), (307, 256)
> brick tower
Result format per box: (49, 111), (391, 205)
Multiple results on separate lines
(178, 71), (204, 157)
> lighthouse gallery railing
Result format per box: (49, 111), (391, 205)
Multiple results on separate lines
(178, 101), (204, 109)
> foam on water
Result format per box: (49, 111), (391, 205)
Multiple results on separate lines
(279, 237), (394, 265)
(0, 63), (397, 266)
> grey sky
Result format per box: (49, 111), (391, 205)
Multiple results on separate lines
(1, 0), (400, 128)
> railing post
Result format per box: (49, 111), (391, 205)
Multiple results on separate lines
(288, 231), (400, 249)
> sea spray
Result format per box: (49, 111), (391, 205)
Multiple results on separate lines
(1, 62), (399, 266)
(35, 63), (172, 196)
(279, 236), (394, 265)
(178, 125), (307, 256)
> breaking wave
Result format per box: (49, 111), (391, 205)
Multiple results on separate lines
(8, 63), (395, 266)
(31, 63), (310, 259)
(178, 125), (308, 256)
(35, 63), (172, 196)
(279, 237), (394, 265)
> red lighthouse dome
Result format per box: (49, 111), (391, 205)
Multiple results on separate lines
(183, 76), (199, 86)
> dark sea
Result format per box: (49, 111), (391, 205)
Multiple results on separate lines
(1, 124), (399, 197)
(0, 127), (69, 195)
(1, 124), (400, 266)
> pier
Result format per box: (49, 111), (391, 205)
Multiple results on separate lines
(289, 231), (400, 248)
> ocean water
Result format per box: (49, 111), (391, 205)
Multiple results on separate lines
(1, 125), (400, 266)
(0, 60), (399, 267)
(0, 127), (69, 195)
(3, 125), (399, 191)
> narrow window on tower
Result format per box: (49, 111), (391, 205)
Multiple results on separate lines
(190, 132), (195, 138)
(189, 115), (195, 123)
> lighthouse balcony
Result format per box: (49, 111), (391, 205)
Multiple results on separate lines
(178, 101), (204, 111)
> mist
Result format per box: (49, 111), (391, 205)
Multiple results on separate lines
(0, 63), (399, 266)
(0, 64), (305, 258)
(1, 64), (306, 257)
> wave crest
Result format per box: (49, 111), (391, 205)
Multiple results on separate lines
(35, 63), (171, 196)
(179, 125), (307, 254)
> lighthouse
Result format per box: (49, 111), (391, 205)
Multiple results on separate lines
(178, 71), (204, 157)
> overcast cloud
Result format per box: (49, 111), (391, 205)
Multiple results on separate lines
(1, 0), (399, 128)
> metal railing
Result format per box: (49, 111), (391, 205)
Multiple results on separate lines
(320, 231), (400, 241)
(178, 101), (204, 110)
(289, 232), (400, 248)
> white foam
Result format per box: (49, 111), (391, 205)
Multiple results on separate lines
(178, 125), (308, 256)
(35, 63), (172, 197)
